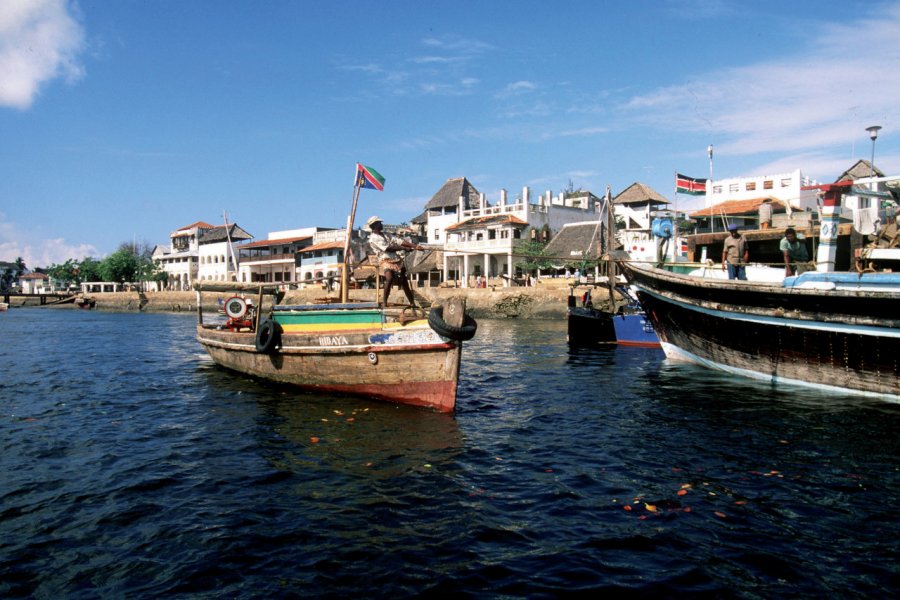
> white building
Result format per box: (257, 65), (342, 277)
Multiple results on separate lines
(236, 227), (321, 285)
(197, 223), (253, 283)
(424, 178), (605, 286)
(152, 221), (215, 290)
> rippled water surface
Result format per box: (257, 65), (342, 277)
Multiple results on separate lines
(1, 308), (898, 598)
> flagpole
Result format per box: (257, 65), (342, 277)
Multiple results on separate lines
(672, 171), (679, 264)
(341, 167), (362, 303)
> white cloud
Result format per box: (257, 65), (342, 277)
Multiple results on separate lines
(0, 0), (86, 109)
(623, 2), (900, 174)
(0, 212), (98, 267)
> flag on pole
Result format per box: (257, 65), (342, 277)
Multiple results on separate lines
(675, 173), (707, 195)
(356, 163), (385, 191)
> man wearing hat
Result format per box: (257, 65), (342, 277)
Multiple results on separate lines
(722, 223), (749, 280)
(365, 216), (424, 307)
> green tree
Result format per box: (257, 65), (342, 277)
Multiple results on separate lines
(45, 259), (81, 289)
(78, 257), (103, 282)
(515, 239), (553, 275)
(100, 248), (139, 284)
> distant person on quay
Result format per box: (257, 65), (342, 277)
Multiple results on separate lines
(780, 227), (810, 276)
(365, 216), (424, 307)
(722, 223), (748, 280)
(758, 198), (773, 229)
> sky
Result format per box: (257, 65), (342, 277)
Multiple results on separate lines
(1, 0), (898, 268)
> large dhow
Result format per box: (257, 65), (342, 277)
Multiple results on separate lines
(620, 179), (900, 399)
(195, 164), (477, 412)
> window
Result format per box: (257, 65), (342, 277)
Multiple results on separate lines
(745, 182), (756, 191)
(488, 230), (496, 240)
(729, 183), (739, 192)
(713, 185), (723, 194)
(434, 229), (440, 240)
(763, 180), (774, 190)
(781, 178), (792, 187)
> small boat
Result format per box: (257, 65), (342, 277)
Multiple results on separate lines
(75, 297), (96, 309)
(195, 165), (477, 412)
(610, 288), (661, 348)
(0, 301), (8, 311)
(196, 286), (476, 412)
(567, 284), (660, 348)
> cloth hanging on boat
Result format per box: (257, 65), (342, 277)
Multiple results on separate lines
(852, 206), (880, 235)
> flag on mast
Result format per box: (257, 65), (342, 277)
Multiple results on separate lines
(675, 173), (707, 195)
(356, 163), (385, 191)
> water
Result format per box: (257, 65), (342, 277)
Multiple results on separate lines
(1, 308), (898, 598)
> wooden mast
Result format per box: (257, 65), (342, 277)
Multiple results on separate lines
(341, 169), (363, 303)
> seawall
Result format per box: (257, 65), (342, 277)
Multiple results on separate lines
(6, 280), (606, 319)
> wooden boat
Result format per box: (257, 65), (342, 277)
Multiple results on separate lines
(196, 284), (476, 412)
(75, 297), (96, 309)
(0, 301), (8, 311)
(195, 165), (478, 412)
(620, 261), (900, 398)
(566, 285), (660, 348)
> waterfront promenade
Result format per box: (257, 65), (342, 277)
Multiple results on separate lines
(1, 279), (593, 319)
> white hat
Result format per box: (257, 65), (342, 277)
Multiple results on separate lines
(365, 216), (383, 230)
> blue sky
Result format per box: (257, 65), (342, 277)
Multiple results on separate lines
(1, 0), (898, 268)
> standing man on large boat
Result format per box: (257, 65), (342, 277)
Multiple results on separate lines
(366, 216), (424, 307)
(780, 227), (810, 277)
(722, 223), (749, 280)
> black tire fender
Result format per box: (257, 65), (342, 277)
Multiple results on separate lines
(255, 318), (282, 353)
(428, 306), (477, 341)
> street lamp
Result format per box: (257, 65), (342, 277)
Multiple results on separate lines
(866, 125), (882, 175)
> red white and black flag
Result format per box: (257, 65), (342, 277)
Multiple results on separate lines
(675, 173), (707, 195)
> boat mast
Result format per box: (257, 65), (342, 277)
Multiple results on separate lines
(341, 173), (363, 303)
(605, 185), (615, 305)
(223, 210), (239, 282)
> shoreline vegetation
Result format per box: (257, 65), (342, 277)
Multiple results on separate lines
(4, 279), (604, 319)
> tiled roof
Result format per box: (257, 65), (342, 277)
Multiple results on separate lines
(689, 197), (787, 218)
(240, 236), (311, 249)
(445, 214), (527, 231)
(299, 241), (344, 253)
(174, 221), (215, 233)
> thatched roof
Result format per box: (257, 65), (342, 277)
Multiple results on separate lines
(198, 224), (253, 244)
(424, 177), (481, 211)
(543, 221), (607, 263)
(613, 182), (670, 206)
(407, 249), (443, 273)
(836, 159), (884, 182)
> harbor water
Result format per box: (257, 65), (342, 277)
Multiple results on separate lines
(1, 308), (898, 598)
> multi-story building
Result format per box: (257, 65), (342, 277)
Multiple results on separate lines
(197, 223), (253, 283)
(237, 228), (318, 285)
(427, 179), (605, 286)
(152, 221), (214, 290)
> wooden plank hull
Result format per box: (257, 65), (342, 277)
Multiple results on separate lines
(197, 315), (463, 412)
(621, 263), (900, 399)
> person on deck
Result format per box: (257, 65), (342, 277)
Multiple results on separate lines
(758, 198), (773, 229)
(365, 216), (424, 307)
(722, 223), (749, 280)
(780, 227), (810, 277)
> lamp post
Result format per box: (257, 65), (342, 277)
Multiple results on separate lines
(866, 125), (881, 173)
(866, 125), (881, 192)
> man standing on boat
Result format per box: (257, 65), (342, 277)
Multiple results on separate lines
(722, 224), (748, 280)
(365, 216), (424, 307)
(780, 227), (810, 277)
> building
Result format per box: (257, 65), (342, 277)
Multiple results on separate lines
(152, 221), (215, 290)
(19, 272), (51, 294)
(237, 228), (318, 285)
(690, 169), (820, 232)
(197, 223), (254, 283)
(612, 183), (671, 260)
(429, 179), (605, 287)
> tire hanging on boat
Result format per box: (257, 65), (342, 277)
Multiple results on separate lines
(427, 306), (477, 341)
(255, 318), (282, 353)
